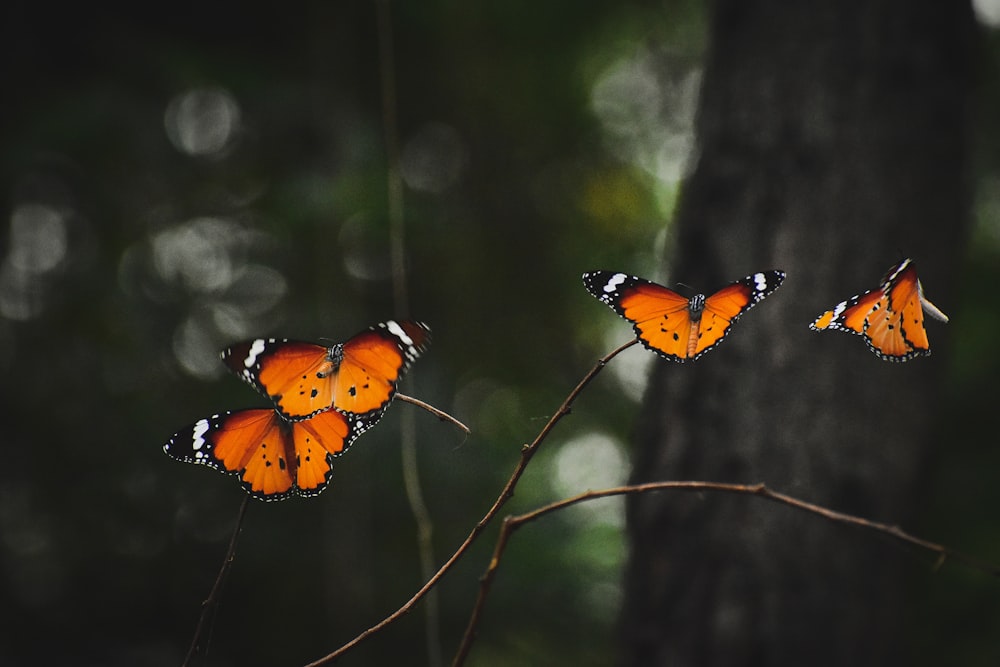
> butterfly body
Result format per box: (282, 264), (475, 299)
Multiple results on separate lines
(810, 258), (947, 362)
(222, 320), (431, 420)
(583, 269), (785, 362)
(164, 407), (380, 501)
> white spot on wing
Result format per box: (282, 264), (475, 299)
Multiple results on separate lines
(753, 272), (767, 291)
(244, 339), (266, 368)
(192, 419), (210, 450)
(385, 320), (414, 347)
(604, 273), (627, 293)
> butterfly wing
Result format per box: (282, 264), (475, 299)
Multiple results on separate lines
(810, 288), (885, 335)
(866, 259), (932, 361)
(221, 339), (336, 420)
(697, 270), (786, 358)
(289, 408), (379, 497)
(164, 409), (300, 501)
(861, 298), (924, 361)
(332, 320), (432, 416)
(583, 270), (700, 362)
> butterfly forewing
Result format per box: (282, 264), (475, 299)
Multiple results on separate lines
(221, 339), (336, 420)
(810, 289), (884, 335)
(333, 321), (430, 415)
(695, 271), (785, 358)
(584, 272), (692, 361)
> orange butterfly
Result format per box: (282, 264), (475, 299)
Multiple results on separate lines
(810, 258), (948, 362)
(221, 320), (431, 421)
(164, 408), (380, 501)
(583, 269), (785, 362)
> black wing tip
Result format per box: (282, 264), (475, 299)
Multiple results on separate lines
(755, 269), (786, 290)
(377, 319), (433, 353)
(582, 270), (640, 300)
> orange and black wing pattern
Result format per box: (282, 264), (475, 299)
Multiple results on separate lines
(583, 270), (785, 362)
(221, 320), (431, 420)
(163, 407), (379, 501)
(809, 288), (884, 336)
(810, 258), (948, 362)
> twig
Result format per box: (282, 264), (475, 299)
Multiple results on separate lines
(397, 392), (471, 434)
(181, 495), (250, 667)
(451, 481), (1000, 666)
(303, 339), (638, 666)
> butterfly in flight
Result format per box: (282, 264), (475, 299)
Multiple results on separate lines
(164, 407), (382, 501)
(810, 258), (948, 362)
(221, 320), (431, 421)
(583, 269), (786, 362)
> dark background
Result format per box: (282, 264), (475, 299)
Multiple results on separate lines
(1, 1), (999, 665)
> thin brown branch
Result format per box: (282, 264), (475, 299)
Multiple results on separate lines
(181, 495), (250, 667)
(397, 392), (471, 434)
(303, 339), (638, 666)
(452, 481), (1000, 666)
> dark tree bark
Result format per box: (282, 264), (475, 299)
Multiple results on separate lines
(619, 1), (974, 665)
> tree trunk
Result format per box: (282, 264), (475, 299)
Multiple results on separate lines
(619, 1), (974, 665)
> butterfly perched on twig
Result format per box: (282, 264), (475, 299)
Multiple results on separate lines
(583, 269), (786, 362)
(221, 320), (431, 421)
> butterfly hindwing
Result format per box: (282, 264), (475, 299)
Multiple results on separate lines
(862, 298), (925, 361)
(164, 408), (376, 501)
(583, 269), (785, 362)
(583, 271), (693, 360)
(221, 320), (431, 420)
(287, 408), (378, 497)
